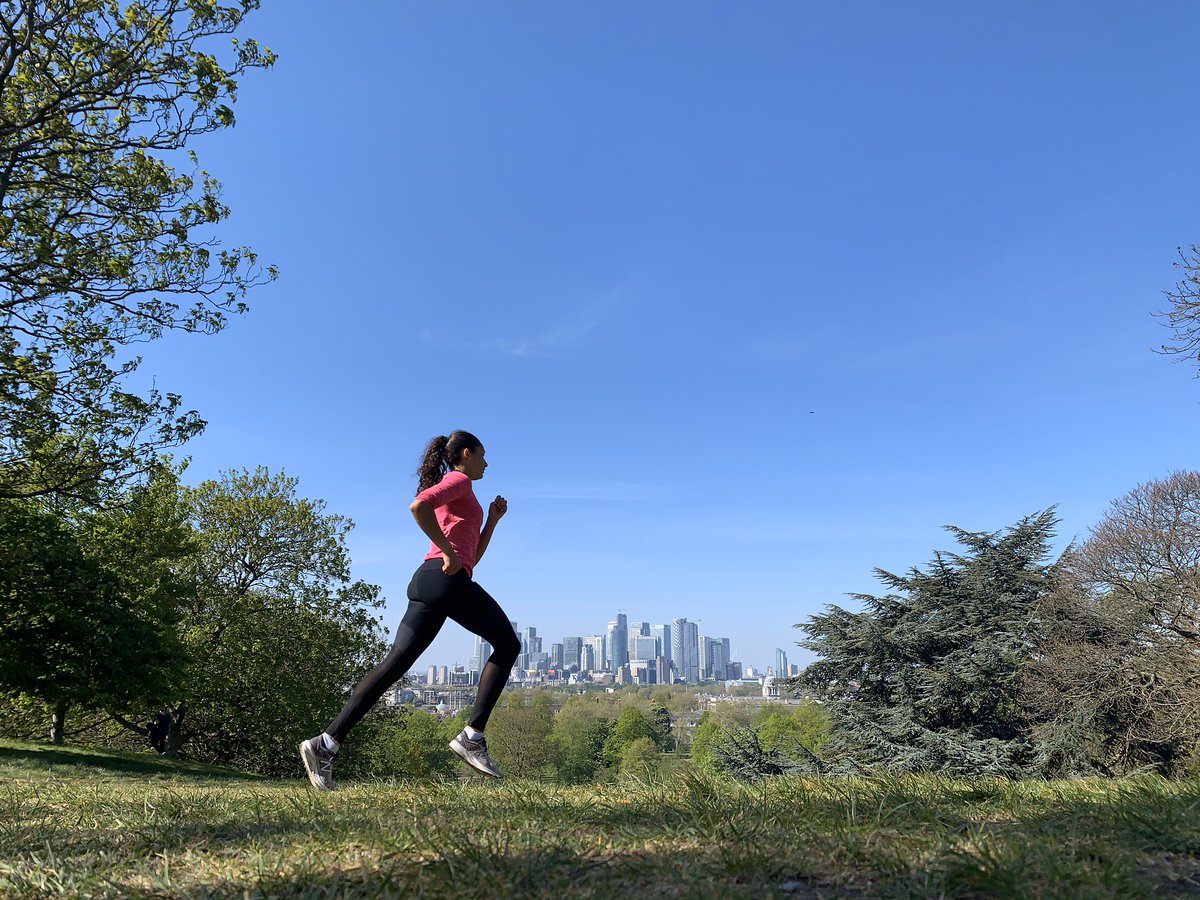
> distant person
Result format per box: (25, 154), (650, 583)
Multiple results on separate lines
(147, 710), (171, 755)
(300, 431), (519, 790)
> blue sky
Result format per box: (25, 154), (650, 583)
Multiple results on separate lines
(139, 1), (1200, 672)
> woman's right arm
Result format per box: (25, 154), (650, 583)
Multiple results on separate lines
(409, 499), (462, 574)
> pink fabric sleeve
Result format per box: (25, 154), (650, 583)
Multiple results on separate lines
(416, 470), (471, 508)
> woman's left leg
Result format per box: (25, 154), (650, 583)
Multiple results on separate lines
(446, 581), (520, 731)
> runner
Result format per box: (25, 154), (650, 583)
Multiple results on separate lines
(300, 430), (520, 790)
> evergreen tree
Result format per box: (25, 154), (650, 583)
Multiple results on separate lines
(795, 509), (1058, 776)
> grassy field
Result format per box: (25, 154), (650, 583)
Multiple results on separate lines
(2, 739), (1199, 898)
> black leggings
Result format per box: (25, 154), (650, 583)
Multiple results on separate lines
(327, 560), (520, 741)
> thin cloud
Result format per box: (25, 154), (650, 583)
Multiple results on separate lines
(479, 312), (603, 359)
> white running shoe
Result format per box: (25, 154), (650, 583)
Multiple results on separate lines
(450, 730), (503, 779)
(299, 735), (337, 791)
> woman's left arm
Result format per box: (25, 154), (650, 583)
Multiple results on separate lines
(474, 495), (507, 564)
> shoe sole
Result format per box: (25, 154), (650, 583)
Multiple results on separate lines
(449, 738), (502, 779)
(299, 741), (335, 791)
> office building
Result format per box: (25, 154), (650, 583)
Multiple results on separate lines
(632, 635), (656, 661)
(607, 614), (628, 671)
(650, 623), (672, 663)
(672, 618), (699, 681)
(583, 634), (606, 672)
(562, 636), (582, 671)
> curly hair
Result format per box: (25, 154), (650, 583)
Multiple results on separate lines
(416, 431), (483, 493)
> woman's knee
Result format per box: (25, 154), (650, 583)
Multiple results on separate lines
(491, 629), (520, 664)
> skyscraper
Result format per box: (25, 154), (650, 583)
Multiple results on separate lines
(563, 636), (582, 671)
(709, 637), (729, 681)
(632, 635), (656, 661)
(583, 634), (606, 673)
(672, 618), (699, 681)
(650, 623), (672, 663)
(607, 614), (628, 671)
(775, 648), (789, 679)
(697, 635), (712, 680)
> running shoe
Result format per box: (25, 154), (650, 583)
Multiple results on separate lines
(450, 730), (503, 779)
(299, 735), (337, 791)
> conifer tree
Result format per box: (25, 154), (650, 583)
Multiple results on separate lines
(794, 509), (1058, 776)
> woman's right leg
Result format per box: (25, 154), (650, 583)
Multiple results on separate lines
(325, 562), (452, 742)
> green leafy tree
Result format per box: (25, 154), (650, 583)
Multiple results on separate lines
(487, 691), (554, 779)
(0, 1), (276, 501)
(688, 712), (725, 774)
(754, 703), (831, 757)
(602, 706), (658, 768)
(337, 706), (456, 781)
(548, 696), (613, 783)
(649, 702), (675, 752)
(0, 499), (178, 742)
(152, 467), (385, 773)
(618, 736), (662, 781)
(796, 510), (1058, 776)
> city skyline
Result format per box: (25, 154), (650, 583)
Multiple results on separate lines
(418, 609), (800, 686)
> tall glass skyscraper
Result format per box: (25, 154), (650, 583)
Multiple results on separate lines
(607, 614), (628, 671)
(672, 617), (699, 681)
(775, 648), (789, 678)
(562, 636), (582, 671)
(650, 623), (672, 663)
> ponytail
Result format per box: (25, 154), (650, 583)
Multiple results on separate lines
(416, 430), (483, 494)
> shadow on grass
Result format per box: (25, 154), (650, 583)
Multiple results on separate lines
(0, 742), (255, 781)
(186, 845), (865, 900)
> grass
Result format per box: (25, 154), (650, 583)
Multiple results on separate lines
(2, 739), (1199, 898)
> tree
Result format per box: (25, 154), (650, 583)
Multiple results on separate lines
(336, 706), (456, 782)
(0, 499), (178, 742)
(1025, 472), (1200, 775)
(754, 703), (831, 758)
(618, 736), (662, 781)
(547, 696), (613, 783)
(151, 467), (386, 772)
(795, 510), (1058, 776)
(1159, 245), (1200, 372)
(0, 1), (276, 501)
(487, 691), (554, 779)
(601, 706), (659, 768)
(688, 712), (725, 774)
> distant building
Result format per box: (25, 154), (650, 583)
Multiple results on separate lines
(650, 624), (672, 663)
(673, 618), (699, 681)
(655, 656), (671, 685)
(562, 636), (582, 671)
(607, 614), (628, 671)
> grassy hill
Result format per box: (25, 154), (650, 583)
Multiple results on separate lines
(1, 738), (1199, 898)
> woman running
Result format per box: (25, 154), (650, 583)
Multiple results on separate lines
(300, 430), (520, 789)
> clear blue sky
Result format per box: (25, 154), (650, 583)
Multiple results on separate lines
(139, 1), (1200, 673)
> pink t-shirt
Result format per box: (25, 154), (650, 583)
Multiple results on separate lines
(418, 471), (484, 575)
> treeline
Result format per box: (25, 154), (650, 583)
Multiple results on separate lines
(0, 466), (387, 776)
(786, 470), (1200, 779)
(333, 687), (832, 784)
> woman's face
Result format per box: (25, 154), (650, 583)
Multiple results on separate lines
(458, 445), (487, 480)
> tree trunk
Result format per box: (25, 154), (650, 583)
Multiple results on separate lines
(49, 701), (67, 745)
(164, 703), (186, 758)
